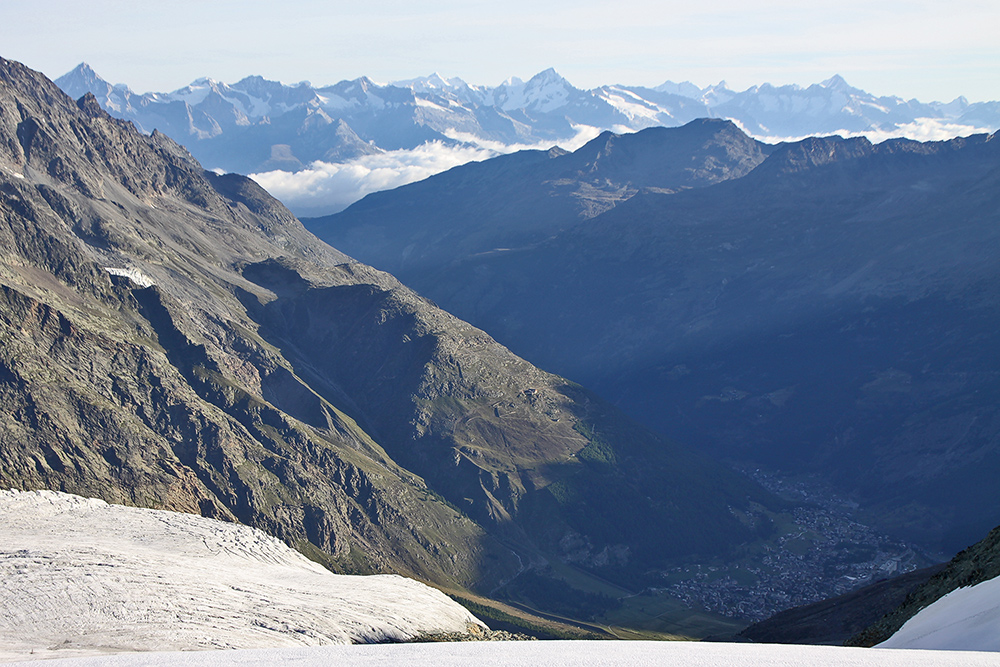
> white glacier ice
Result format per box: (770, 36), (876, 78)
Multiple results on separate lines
(0, 490), (483, 663)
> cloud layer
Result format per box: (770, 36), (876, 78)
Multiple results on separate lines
(254, 119), (994, 218)
(754, 117), (994, 145)
(250, 126), (604, 217)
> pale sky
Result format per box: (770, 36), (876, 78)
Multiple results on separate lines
(1, 0), (997, 102)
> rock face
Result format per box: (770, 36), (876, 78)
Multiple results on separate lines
(309, 122), (1000, 555)
(0, 57), (780, 610)
(0, 489), (484, 662)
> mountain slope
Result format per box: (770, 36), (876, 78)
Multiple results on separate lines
(0, 56), (511, 590)
(876, 574), (1000, 651)
(851, 523), (1000, 647)
(738, 565), (945, 645)
(0, 57), (790, 626)
(309, 123), (1000, 555)
(306, 119), (773, 276)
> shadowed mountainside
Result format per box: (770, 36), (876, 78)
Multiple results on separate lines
(738, 565), (945, 645)
(308, 122), (1000, 555)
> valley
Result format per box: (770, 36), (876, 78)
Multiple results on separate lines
(0, 57), (800, 640)
(657, 468), (933, 622)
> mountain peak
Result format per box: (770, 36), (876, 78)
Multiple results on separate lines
(55, 62), (112, 100)
(68, 62), (99, 79)
(530, 67), (569, 84)
(654, 80), (704, 100)
(821, 74), (852, 92)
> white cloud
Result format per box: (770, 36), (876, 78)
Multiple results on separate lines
(250, 125), (606, 217)
(753, 118), (995, 145)
(250, 141), (494, 217)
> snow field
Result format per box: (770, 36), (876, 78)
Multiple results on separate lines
(7, 640), (1000, 667)
(0, 490), (482, 663)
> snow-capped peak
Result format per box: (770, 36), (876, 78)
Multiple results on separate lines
(821, 74), (854, 93)
(654, 80), (704, 100)
(393, 73), (468, 95)
(493, 68), (576, 113)
(55, 62), (112, 99)
(65, 62), (100, 82)
(701, 81), (736, 106)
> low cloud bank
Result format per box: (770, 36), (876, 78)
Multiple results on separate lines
(253, 118), (995, 218)
(250, 126), (604, 218)
(755, 117), (996, 145)
(250, 142), (493, 217)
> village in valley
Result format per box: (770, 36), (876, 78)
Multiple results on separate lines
(655, 469), (931, 622)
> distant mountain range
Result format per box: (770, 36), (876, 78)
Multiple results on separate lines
(56, 63), (1000, 181)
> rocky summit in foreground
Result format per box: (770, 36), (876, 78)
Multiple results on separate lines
(0, 56), (787, 632)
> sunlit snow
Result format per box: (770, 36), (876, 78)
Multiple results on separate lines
(10, 640), (1000, 667)
(104, 266), (154, 287)
(0, 490), (482, 663)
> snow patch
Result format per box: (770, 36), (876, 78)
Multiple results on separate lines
(104, 266), (154, 287)
(414, 97), (451, 112)
(878, 575), (1000, 651)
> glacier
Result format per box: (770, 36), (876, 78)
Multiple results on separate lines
(0, 490), (483, 663)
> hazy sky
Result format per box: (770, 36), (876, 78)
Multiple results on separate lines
(2, 0), (996, 102)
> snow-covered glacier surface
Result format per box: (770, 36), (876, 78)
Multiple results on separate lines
(7, 640), (1000, 667)
(0, 490), (482, 663)
(878, 575), (1000, 651)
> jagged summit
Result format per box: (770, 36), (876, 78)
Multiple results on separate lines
(61, 61), (100, 81)
(54, 61), (117, 100)
(821, 73), (851, 90)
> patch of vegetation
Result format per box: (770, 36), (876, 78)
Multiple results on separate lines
(296, 539), (380, 576)
(573, 421), (618, 466)
(600, 590), (747, 639)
